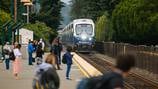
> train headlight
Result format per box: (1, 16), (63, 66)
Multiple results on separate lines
(81, 35), (87, 40)
(89, 38), (92, 41)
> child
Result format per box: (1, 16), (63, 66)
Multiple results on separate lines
(63, 46), (73, 80)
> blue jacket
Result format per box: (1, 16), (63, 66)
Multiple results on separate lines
(28, 43), (34, 53)
(64, 52), (73, 65)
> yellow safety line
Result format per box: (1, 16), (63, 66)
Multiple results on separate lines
(73, 57), (90, 78)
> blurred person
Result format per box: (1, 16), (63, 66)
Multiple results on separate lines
(56, 37), (63, 65)
(13, 43), (22, 80)
(28, 40), (34, 65)
(77, 53), (135, 89)
(3, 42), (12, 70)
(33, 40), (38, 51)
(36, 42), (44, 58)
(33, 53), (60, 89)
(63, 46), (73, 80)
(50, 37), (62, 70)
(35, 43), (44, 65)
(32, 40), (38, 62)
(39, 38), (45, 51)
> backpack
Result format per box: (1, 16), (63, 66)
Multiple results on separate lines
(62, 54), (67, 64)
(77, 72), (123, 89)
(9, 51), (15, 61)
(3, 49), (10, 55)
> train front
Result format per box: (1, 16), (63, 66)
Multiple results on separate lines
(74, 22), (95, 52)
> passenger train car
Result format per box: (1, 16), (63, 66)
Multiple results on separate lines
(60, 19), (95, 52)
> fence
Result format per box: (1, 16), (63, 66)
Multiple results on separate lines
(95, 42), (158, 74)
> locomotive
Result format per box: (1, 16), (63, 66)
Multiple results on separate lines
(59, 19), (95, 52)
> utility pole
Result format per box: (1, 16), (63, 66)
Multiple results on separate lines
(14, 0), (17, 22)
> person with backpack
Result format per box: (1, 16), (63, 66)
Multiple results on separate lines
(63, 46), (73, 80)
(33, 53), (60, 89)
(3, 42), (12, 70)
(77, 53), (135, 89)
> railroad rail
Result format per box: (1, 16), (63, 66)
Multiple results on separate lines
(76, 53), (158, 89)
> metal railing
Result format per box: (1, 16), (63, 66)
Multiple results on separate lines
(95, 42), (158, 74)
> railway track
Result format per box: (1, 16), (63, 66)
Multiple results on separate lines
(77, 53), (158, 89)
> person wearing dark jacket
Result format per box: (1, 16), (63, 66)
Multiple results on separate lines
(3, 42), (12, 70)
(77, 53), (135, 89)
(64, 46), (73, 80)
(36, 43), (44, 58)
(50, 37), (62, 70)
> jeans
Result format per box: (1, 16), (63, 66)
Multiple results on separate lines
(66, 64), (71, 78)
(58, 53), (61, 64)
(28, 52), (33, 65)
(5, 58), (10, 70)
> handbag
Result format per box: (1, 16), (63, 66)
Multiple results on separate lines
(62, 54), (67, 64)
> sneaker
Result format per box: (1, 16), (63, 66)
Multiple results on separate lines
(66, 77), (72, 80)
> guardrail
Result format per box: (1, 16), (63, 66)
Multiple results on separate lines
(94, 42), (158, 75)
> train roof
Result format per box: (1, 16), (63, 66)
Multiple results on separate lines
(73, 19), (94, 24)
(61, 19), (94, 32)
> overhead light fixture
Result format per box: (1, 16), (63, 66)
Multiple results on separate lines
(24, 2), (33, 6)
(21, 0), (31, 3)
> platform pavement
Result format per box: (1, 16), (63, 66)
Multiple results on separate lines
(0, 53), (85, 89)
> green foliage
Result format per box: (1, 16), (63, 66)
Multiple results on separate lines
(0, 9), (11, 44)
(0, 0), (10, 13)
(0, 9), (11, 27)
(37, 0), (64, 29)
(23, 21), (57, 44)
(112, 0), (158, 45)
(95, 12), (113, 42)
(70, 0), (121, 21)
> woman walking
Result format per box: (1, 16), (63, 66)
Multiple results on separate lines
(13, 43), (22, 80)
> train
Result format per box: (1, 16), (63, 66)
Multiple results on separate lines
(59, 19), (95, 52)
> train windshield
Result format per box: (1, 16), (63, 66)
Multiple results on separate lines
(75, 24), (93, 35)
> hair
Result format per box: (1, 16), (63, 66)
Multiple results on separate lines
(45, 53), (56, 65)
(14, 44), (19, 48)
(116, 53), (135, 72)
(18, 44), (21, 49)
(66, 46), (72, 52)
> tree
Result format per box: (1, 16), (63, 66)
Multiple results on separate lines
(37, 0), (64, 29)
(0, 9), (11, 27)
(0, 0), (10, 13)
(23, 21), (57, 44)
(0, 9), (11, 44)
(70, 0), (122, 21)
(95, 12), (113, 42)
(112, 0), (158, 45)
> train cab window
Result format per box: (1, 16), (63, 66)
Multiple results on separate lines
(76, 24), (93, 35)
(85, 24), (93, 35)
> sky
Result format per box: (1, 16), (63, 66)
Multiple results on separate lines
(61, 0), (70, 4)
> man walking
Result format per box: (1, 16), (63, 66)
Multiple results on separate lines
(3, 42), (12, 70)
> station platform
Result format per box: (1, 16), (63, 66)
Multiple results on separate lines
(0, 53), (85, 89)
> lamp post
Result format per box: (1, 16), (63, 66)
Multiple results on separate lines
(20, 0), (32, 23)
(24, 2), (33, 23)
